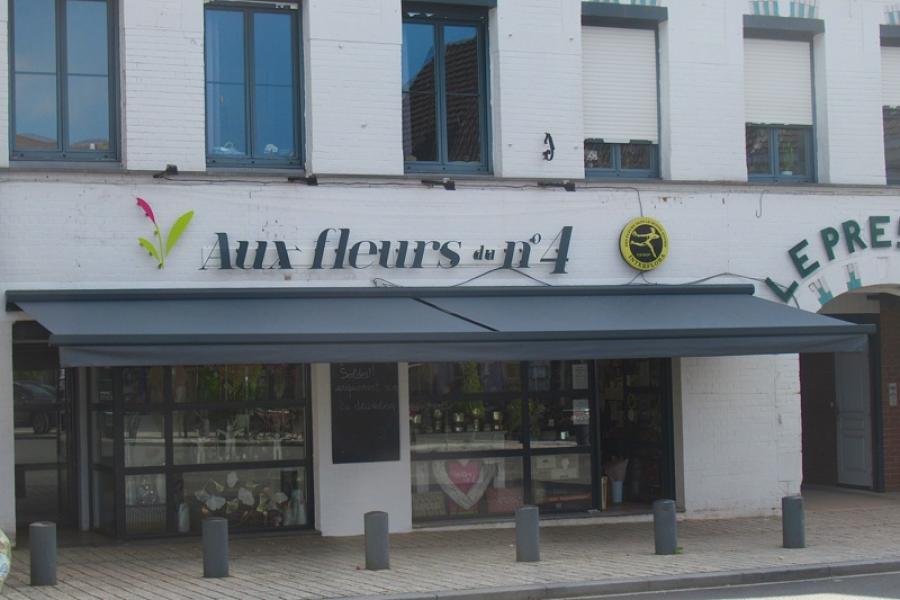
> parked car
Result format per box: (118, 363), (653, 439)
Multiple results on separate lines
(13, 381), (58, 434)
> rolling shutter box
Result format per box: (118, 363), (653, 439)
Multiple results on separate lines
(744, 37), (813, 125)
(882, 46), (900, 108)
(582, 26), (658, 144)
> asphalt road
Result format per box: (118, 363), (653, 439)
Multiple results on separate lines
(564, 571), (900, 599)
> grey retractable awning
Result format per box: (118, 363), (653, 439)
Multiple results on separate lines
(5, 285), (872, 367)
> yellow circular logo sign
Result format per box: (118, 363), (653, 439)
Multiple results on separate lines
(619, 217), (669, 271)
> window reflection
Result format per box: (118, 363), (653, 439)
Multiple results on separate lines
(777, 128), (808, 176)
(206, 9), (247, 158)
(205, 5), (298, 164)
(885, 107), (900, 182)
(746, 125), (771, 174)
(402, 13), (485, 168)
(12, 0), (113, 156)
(173, 408), (306, 465)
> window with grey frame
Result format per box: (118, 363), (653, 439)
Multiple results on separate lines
(10, 0), (117, 161)
(584, 141), (658, 178)
(745, 125), (813, 182)
(402, 4), (489, 173)
(581, 21), (661, 180)
(884, 107), (900, 184)
(204, 1), (302, 167)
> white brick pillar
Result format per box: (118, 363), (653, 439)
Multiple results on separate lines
(658, 0), (748, 181)
(304, 0), (403, 176)
(0, 0), (9, 169)
(0, 314), (16, 543)
(813, 0), (886, 185)
(120, 0), (206, 172)
(490, 0), (584, 179)
(775, 354), (803, 496)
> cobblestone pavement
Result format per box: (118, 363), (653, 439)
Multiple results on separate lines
(2, 487), (900, 600)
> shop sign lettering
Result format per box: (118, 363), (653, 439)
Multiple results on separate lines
(201, 227), (574, 274)
(766, 216), (895, 303)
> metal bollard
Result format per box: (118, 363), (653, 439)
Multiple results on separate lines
(652, 499), (678, 555)
(782, 495), (806, 549)
(29, 521), (57, 586)
(515, 505), (540, 562)
(364, 511), (390, 570)
(202, 517), (229, 578)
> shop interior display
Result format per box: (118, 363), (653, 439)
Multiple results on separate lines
(90, 364), (312, 537)
(410, 360), (671, 522)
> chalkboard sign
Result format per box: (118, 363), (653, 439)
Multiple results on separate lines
(331, 363), (400, 464)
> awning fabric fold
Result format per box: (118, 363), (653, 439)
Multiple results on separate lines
(6, 285), (872, 367)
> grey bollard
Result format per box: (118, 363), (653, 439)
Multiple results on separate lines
(653, 499), (678, 555)
(202, 517), (229, 578)
(782, 495), (806, 549)
(365, 511), (390, 570)
(515, 505), (540, 562)
(29, 521), (57, 586)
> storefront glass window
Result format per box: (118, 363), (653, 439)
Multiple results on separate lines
(411, 359), (672, 523)
(174, 467), (307, 533)
(124, 474), (166, 535)
(412, 457), (523, 520)
(172, 408), (306, 465)
(124, 412), (165, 467)
(531, 453), (593, 512)
(12, 322), (75, 532)
(89, 363), (312, 538)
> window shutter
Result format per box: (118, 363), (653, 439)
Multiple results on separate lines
(743, 38), (813, 125)
(882, 46), (900, 108)
(582, 26), (659, 144)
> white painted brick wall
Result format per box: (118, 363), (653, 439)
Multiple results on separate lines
(0, 0), (8, 169)
(679, 354), (802, 518)
(813, 0), (887, 185)
(0, 316), (14, 542)
(659, 0), (748, 181)
(120, 0), (206, 172)
(490, 0), (584, 179)
(304, 0), (403, 175)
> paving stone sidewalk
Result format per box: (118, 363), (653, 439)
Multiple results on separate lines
(2, 488), (900, 600)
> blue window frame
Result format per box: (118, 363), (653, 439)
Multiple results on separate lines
(746, 124), (814, 182)
(10, 0), (117, 161)
(884, 107), (900, 185)
(584, 140), (658, 179)
(204, 1), (302, 168)
(402, 3), (490, 173)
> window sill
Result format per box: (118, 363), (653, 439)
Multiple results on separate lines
(7, 160), (123, 173)
(404, 163), (492, 177)
(204, 166), (307, 178)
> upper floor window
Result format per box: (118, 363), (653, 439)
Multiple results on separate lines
(881, 45), (900, 184)
(582, 25), (659, 178)
(402, 4), (489, 173)
(743, 37), (815, 182)
(10, 0), (117, 161)
(204, 1), (302, 167)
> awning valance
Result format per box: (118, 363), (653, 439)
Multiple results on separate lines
(6, 285), (872, 367)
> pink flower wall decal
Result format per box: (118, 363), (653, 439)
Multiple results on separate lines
(136, 197), (157, 225)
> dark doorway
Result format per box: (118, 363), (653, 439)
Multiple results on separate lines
(13, 322), (79, 535)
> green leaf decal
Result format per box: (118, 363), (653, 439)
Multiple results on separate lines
(165, 210), (194, 257)
(139, 237), (162, 265)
